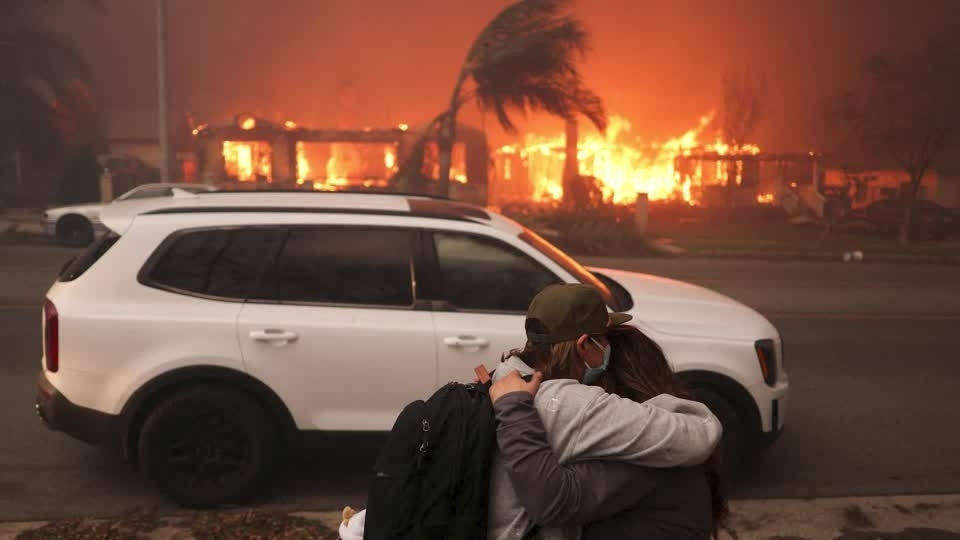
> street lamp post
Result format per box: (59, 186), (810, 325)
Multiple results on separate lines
(156, 0), (170, 183)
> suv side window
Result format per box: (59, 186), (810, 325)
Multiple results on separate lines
(144, 227), (285, 299)
(432, 232), (561, 312)
(253, 227), (415, 307)
(59, 232), (121, 282)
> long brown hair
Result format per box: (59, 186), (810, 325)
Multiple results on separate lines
(508, 339), (584, 382)
(601, 325), (729, 538)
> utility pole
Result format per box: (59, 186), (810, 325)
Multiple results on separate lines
(156, 0), (170, 182)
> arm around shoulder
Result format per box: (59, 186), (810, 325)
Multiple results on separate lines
(567, 385), (723, 466)
(494, 391), (661, 527)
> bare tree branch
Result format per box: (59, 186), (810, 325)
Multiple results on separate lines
(721, 69), (766, 148)
(825, 28), (960, 245)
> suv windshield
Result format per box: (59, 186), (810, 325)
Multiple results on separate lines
(517, 227), (621, 311)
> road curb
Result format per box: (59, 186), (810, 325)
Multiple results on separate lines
(682, 249), (960, 265)
(569, 243), (960, 265)
(3, 495), (959, 540)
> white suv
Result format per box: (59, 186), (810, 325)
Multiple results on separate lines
(35, 191), (788, 508)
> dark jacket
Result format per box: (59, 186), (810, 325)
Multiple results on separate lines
(494, 391), (713, 540)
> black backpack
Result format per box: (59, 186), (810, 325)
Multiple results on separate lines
(363, 370), (539, 540)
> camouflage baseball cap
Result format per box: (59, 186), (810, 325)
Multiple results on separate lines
(525, 283), (632, 344)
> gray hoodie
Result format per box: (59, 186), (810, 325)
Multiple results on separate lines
(486, 356), (723, 540)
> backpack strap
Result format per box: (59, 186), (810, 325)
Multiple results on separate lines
(475, 364), (540, 539)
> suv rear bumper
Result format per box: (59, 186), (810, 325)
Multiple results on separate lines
(35, 373), (122, 450)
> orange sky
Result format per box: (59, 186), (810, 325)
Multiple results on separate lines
(44, 0), (956, 151)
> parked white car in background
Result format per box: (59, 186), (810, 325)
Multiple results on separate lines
(35, 191), (788, 508)
(42, 183), (217, 246)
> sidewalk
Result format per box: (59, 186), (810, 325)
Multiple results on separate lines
(644, 239), (960, 265)
(1, 494), (958, 540)
(639, 219), (960, 266)
(0, 210), (45, 237)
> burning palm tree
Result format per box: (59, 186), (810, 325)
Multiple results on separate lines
(427, 0), (607, 196)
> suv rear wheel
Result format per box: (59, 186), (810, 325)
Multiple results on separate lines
(137, 384), (276, 508)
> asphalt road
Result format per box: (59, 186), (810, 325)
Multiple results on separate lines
(1, 245), (959, 521)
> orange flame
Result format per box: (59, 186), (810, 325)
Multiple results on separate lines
(296, 141), (310, 180)
(496, 112), (761, 205)
(295, 142), (400, 191)
(222, 140), (271, 182)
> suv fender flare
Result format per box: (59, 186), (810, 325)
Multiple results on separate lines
(119, 365), (298, 462)
(676, 369), (762, 446)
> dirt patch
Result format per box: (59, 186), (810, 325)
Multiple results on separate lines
(15, 510), (338, 540)
(189, 510), (337, 539)
(842, 504), (876, 529)
(732, 512), (778, 532)
(16, 517), (164, 540)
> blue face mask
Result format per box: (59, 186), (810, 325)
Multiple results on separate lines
(583, 337), (611, 385)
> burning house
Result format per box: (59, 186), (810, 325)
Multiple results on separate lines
(185, 114), (491, 206)
(492, 112), (782, 208)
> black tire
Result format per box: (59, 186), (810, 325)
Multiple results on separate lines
(137, 384), (276, 509)
(692, 388), (747, 474)
(55, 214), (94, 247)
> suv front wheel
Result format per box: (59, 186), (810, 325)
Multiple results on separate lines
(691, 388), (747, 474)
(137, 384), (276, 508)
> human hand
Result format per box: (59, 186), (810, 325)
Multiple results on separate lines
(474, 365), (491, 384)
(489, 370), (543, 403)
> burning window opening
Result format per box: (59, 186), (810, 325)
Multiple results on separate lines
(295, 142), (399, 191)
(419, 142), (468, 184)
(222, 140), (272, 182)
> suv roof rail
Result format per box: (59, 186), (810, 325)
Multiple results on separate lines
(170, 187), (200, 199)
(204, 189), (451, 201)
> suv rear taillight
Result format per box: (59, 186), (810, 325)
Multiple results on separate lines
(755, 339), (777, 386)
(43, 299), (59, 373)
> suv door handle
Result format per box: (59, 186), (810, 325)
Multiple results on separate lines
(249, 329), (298, 346)
(443, 336), (490, 349)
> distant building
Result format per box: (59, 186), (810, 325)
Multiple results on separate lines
(101, 108), (162, 168)
(822, 166), (960, 210)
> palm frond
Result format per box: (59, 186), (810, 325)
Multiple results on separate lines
(462, 0), (606, 133)
(1, 27), (90, 101)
